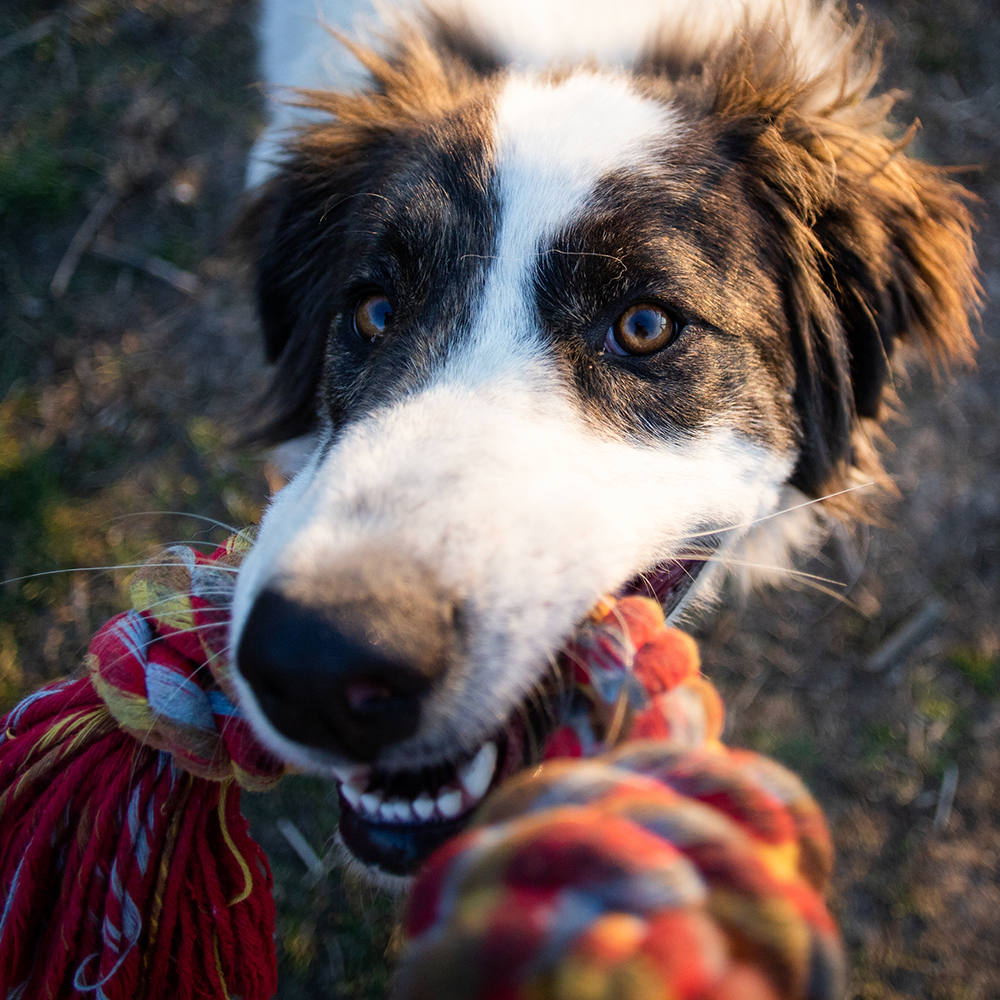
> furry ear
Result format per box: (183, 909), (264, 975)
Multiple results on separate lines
(788, 118), (977, 506)
(235, 169), (344, 443)
(806, 122), (978, 418)
(716, 27), (979, 508)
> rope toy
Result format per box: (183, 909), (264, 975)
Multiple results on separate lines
(0, 535), (284, 1000)
(0, 538), (846, 1000)
(399, 600), (843, 1000)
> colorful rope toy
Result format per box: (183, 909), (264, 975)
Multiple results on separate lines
(0, 538), (846, 1000)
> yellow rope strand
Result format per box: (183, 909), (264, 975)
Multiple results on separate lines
(217, 780), (254, 906)
(212, 933), (232, 999)
(0, 707), (115, 819)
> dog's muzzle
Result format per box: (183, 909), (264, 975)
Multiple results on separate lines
(235, 551), (520, 876)
(236, 551), (457, 762)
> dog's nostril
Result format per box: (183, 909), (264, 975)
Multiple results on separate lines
(235, 558), (457, 761)
(344, 680), (395, 713)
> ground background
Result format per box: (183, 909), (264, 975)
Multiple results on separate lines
(0, 1), (997, 997)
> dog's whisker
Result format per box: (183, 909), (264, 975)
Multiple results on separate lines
(549, 652), (572, 713)
(1, 563), (239, 587)
(680, 483), (877, 543)
(605, 601), (639, 663)
(112, 511), (243, 534)
(677, 553), (846, 589)
(512, 698), (542, 764)
(156, 540), (233, 550)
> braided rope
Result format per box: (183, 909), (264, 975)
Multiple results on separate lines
(89, 532), (283, 790)
(398, 597), (845, 1000)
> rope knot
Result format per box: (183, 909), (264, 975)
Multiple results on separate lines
(88, 532), (284, 789)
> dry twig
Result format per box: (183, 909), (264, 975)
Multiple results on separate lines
(89, 237), (200, 296)
(866, 598), (947, 672)
(276, 818), (327, 887)
(932, 765), (959, 832)
(49, 190), (120, 298)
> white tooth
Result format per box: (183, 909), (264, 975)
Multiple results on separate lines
(413, 793), (435, 820)
(393, 800), (414, 823)
(332, 764), (369, 785)
(379, 800), (397, 822)
(437, 788), (463, 818)
(458, 742), (498, 801)
(360, 790), (383, 815)
(341, 782), (362, 809)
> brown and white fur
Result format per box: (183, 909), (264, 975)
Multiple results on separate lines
(229, 0), (978, 883)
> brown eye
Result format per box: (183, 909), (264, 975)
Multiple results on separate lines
(604, 303), (676, 356)
(353, 293), (393, 342)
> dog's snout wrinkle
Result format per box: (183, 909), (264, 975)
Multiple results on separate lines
(236, 556), (457, 762)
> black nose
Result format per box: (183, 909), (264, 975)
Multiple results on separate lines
(236, 555), (456, 761)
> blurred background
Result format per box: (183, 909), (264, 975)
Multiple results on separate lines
(0, 1), (997, 996)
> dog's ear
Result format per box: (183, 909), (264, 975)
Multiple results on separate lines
(785, 116), (978, 506)
(717, 30), (979, 508)
(235, 90), (413, 445)
(235, 161), (357, 444)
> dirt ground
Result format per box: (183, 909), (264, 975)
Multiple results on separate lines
(1, 1), (998, 997)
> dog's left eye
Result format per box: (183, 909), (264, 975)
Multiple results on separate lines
(604, 303), (677, 356)
(353, 293), (393, 342)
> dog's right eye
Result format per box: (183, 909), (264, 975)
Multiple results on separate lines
(604, 303), (677, 357)
(353, 293), (393, 342)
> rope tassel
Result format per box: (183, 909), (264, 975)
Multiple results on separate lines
(0, 535), (284, 1000)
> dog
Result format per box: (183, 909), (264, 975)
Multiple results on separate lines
(228, 0), (978, 884)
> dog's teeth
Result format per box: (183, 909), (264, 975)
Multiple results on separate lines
(360, 789), (383, 815)
(379, 800), (397, 822)
(458, 741), (498, 801)
(436, 787), (463, 818)
(413, 792), (435, 820)
(341, 781), (363, 810)
(332, 763), (369, 785)
(393, 799), (414, 823)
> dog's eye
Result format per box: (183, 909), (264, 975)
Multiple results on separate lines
(604, 303), (676, 356)
(353, 293), (393, 342)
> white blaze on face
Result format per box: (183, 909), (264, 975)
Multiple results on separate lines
(230, 70), (795, 768)
(443, 70), (682, 383)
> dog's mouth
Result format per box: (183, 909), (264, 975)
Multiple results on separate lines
(330, 554), (710, 877)
(621, 554), (710, 613)
(335, 721), (526, 877)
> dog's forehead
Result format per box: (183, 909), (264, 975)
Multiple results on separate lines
(490, 71), (681, 253)
(365, 70), (679, 256)
(429, 70), (681, 382)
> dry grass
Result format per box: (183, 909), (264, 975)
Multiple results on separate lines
(1, 0), (998, 996)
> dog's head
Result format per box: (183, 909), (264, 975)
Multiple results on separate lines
(229, 0), (977, 879)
